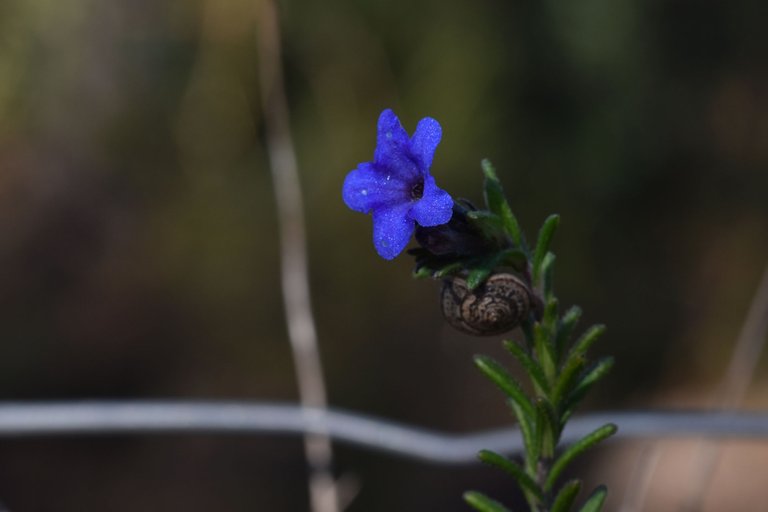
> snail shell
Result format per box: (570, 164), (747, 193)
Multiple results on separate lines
(441, 273), (531, 336)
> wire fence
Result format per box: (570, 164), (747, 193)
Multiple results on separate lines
(0, 401), (767, 464)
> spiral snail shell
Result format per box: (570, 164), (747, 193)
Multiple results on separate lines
(440, 272), (532, 336)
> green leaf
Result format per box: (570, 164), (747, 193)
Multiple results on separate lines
(466, 210), (503, 224)
(576, 356), (614, 391)
(474, 356), (536, 420)
(551, 479), (582, 512)
(503, 340), (549, 395)
(534, 324), (557, 383)
(413, 266), (434, 279)
(551, 354), (586, 410)
(433, 262), (465, 278)
(497, 248), (528, 271)
(570, 325), (606, 360)
(507, 398), (539, 472)
(532, 214), (560, 284)
(478, 450), (543, 502)
(555, 306), (582, 361)
(467, 267), (493, 290)
(463, 491), (512, 512)
(542, 298), (559, 333)
(466, 210), (509, 245)
(481, 159), (524, 248)
(562, 357), (615, 418)
(577, 486), (608, 512)
(558, 325), (606, 406)
(535, 398), (558, 458)
(541, 252), (556, 300)
(545, 424), (618, 491)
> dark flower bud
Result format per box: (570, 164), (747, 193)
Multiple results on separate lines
(415, 200), (492, 257)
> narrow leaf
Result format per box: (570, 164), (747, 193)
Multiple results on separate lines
(555, 306), (582, 360)
(503, 340), (549, 395)
(545, 424), (618, 491)
(563, 357), (615, 417)
(507, 398), (539, 472)
(413, 266), (434, 279)
(478, 450), (543, 502)
(541, 252), (556, 300)
(474, 356), (535, 420)
(497, 248), (528, 271)
(532, 214), (560, 284)
(466, 210), (507, 241)
(542, 297), (559, 333)
(467, 267), (493, 290)
(464, 491), (512, 512)
(481, 159), (524, 248)
(558, 325), (607, 411)
(535, 398), (558, 458)
(551, 354), (586, 410)
(578, 486), (608, 512)
(551, 479), (582, 512)
(575, 356), (614, 391)
(534, 324), (557, 383)
(433, 262), (465, 278)
(465, 209), (504, 227)
(570, 325), (606, 359)
(466, 210), (504, 224)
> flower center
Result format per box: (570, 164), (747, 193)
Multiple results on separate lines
(411, 179), (424, 200)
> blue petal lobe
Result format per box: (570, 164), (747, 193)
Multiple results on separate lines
(409, 174), (454, 227)
(342, 162), (410, 213)
(372, 203), (415, 260)
(409, 117), (442, 171)
(374, 109), (419, 180)
(376, 109), (409, 148)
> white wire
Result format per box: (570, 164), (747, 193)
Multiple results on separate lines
(0, 402), (766, 464)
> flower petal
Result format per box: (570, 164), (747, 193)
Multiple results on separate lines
(372, 203), (415, 260)
(409, 117), (442, 171)
(409, 174), (454, 227)
(342, 162), (410, 213)
(374, 109), (419, 180)
(375, 109), (409, 149)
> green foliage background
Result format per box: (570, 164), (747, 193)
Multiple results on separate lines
(0, 0), (766, 510)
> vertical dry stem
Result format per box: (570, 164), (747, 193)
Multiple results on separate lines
(255, 1), (339, 511)
(622, 263), (768, 512)
(680, 263), (768, 511)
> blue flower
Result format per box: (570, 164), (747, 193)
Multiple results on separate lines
(343, 109), (454, 260)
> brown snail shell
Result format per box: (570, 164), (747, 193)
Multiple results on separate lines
(441, 273), (531, 336)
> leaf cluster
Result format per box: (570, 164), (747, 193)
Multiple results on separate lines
(461, 161), (616, 512)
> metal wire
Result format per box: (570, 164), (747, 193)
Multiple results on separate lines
(0, 402), (767, 464)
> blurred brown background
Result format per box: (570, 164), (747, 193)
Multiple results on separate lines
(0, 0), (767, 510)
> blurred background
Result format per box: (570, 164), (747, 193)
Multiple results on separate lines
(0, 0), (767, 510)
